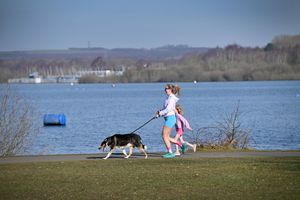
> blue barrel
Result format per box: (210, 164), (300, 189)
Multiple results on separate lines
(43, 114), (66, 126)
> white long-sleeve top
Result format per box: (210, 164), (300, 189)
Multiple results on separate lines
(159, 94), (179, 117)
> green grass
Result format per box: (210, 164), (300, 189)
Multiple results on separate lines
(1, 157), (300, 200)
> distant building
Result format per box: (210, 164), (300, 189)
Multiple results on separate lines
(29, 72), (42, 83)
(43, 75), (80, 83)
(77, 66), (125, 77)
(7, 66), (125, 84)
(8, 72), (42, 84)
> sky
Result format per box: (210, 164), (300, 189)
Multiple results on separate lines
(0, 0), (300, 51)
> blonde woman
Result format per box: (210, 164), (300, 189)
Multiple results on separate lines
(156, 84), (185, 158)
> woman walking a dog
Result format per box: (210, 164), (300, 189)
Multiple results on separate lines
(156, 84), (186, 158)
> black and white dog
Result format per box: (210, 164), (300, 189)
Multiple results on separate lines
(99, 133), (148, 159)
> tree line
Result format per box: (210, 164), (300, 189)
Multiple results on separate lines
(114, 35), (300, 83)
(0, 35), (299, 83)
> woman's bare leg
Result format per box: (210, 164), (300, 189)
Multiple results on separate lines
(162, 126), (172, 151)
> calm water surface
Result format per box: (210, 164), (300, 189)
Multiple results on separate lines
(4, 81), (300, 155)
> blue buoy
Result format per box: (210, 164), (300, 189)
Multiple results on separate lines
(43, 114), (66, 126)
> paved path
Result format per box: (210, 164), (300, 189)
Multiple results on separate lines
(1, 151), (300, 164)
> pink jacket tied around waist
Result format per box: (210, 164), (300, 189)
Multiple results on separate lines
(175, 113), (192, 132)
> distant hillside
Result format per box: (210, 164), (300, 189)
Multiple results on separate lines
(0, 45), (210, 60)
(1, 35), (299, 83)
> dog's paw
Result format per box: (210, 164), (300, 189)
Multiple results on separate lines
(124, 156), (130, 159)
(102, 157), (108, 160)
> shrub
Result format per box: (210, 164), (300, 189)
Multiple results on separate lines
(0, 85), (38, 157)
(187, 102), (251, 150)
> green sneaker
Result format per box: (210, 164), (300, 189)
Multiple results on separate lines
(181, 143), (187, 154)
(162, 152), (175, 158)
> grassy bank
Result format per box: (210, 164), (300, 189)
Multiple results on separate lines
(1, 157), (300, 200)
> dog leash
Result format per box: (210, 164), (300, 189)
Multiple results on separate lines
(130, 116), (157, 133)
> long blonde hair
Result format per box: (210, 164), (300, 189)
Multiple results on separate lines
(176, 104), (183, 115)
(165, 84), (181, 96)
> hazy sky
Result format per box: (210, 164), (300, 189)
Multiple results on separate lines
(0, 0), (299, 51)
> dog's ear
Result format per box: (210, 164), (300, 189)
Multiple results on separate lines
(108, 137), (113, 144)
(99, 138), (108, 151)
(101, 143), (106, 151)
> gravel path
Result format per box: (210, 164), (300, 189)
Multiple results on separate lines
(1, 151), (300, 164)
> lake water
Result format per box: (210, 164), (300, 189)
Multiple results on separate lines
(3, 81), (300, 155)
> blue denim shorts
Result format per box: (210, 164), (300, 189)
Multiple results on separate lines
(164, 115), (176, 128)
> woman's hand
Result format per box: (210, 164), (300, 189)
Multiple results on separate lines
(155, 111), (160, 118)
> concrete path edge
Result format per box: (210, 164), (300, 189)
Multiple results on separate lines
(1, 151), (300, 164)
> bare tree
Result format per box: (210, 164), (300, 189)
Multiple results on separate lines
(0, 85), (38, 157)
(186, 102), (251, 150)
(215, 102), (251, 149)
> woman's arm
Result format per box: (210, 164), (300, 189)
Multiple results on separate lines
(159, 96), (177, 116)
